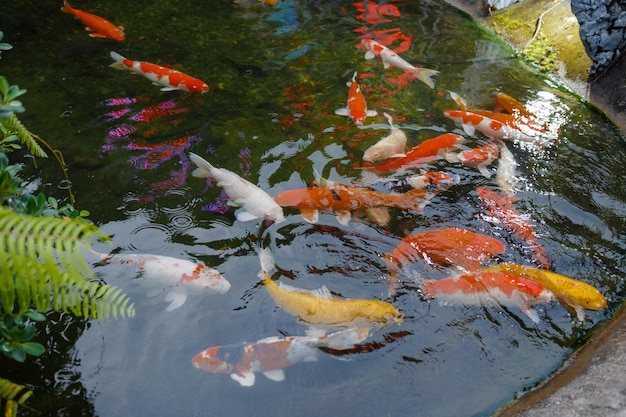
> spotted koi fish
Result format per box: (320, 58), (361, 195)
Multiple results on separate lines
(335, 72), (377, 125)
(445, 142), (500, 178)
(420, 271), (554, 323)
(61, 0), (125, 41)
(110, 51), (209, 93)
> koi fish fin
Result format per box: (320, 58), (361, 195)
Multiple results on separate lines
(109, 51), (127, 70)
(164, 291), (187, 311)
(445, 152), (461, 163)
(263, 369), (286, 382)
(448, 91), (467, 110)
(569, 303), (586, 322)
(159, 86), (178, 91)
(364, 51), (376, 60)
(278, 282), (333, 299)
(189, 152), (216, 178)
(366, 110), (378, 117)
(461, 123), (476, 136)
(235, 210), (259, 222)
(231, 372), (256, 387)
(335, 108), (349, 116)
(88, 32), (108, 39)
(300, 209), (319, 223)
(413, 68), (438, 89)
(336, 210), (352, 225)
(477, 165), (493, 178)
(382, 61), (392, 69)
(520, 305), (540, 324)
(389, 153), (407, 158)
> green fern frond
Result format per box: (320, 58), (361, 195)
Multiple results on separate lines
(0, 207), (135, 319)
(0, 377), (33, 417)
(0, 114), (46, 158)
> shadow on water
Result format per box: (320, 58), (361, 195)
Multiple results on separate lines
(2, 0), (625, 416)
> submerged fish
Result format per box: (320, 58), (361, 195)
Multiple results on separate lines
(96, 252), (230, 311)
(363, 113), (407, 162)
(384, 227), (506, 272)
(273, 184), (428, 225)
(189, 152), (285, 223)
(361, 39), (438, 89)
(446, 142), (499, 178)
(61, 0), (125, 41)
(335, 72), (378, 125)
(476, 186), (550, 269)
(368, 133), (464, 173)
(494, 140), (517, 196)
(420, 271), (554, 323)
(483, 263), (607, 320)
(110, 51), (209, 93)
(371, 171), (460, 194)
(192, 327), (370, 387)
(263, 277), (403, 329)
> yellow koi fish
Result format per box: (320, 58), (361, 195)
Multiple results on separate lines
(263, 277), (403, 329)
(484, 263), (607, 320)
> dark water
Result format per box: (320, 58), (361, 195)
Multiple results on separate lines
(2, 0), (625, 416)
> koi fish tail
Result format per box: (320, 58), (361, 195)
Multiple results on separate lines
(412, 68), (439, 89)
(398, 188), (428, 212)
(257, 246), (277, 279)
(61, 0), (73, 14)
(188, 152), (214, 178)
(109, 51), (127, 70)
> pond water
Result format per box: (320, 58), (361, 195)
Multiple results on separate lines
(2, 0), (626, 416)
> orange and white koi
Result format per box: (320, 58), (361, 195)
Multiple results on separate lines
(420, 271), (554, 323)
(192, 327), (370, 387)
(274, 184), (428, 225)
(361, 39), (438, 89)
(95, 252), (230, 311)
(446, 142), (500, 178)
(371, 171), (460, 194)
(368, 133), (464, 173)
(110, 51), (209, 93)
(384, 227), (506, 272)
(363, 113), (407, 162)
(483, 263), (607, 321)
(189, 153), (285, 223)
(61, 0), (125, 41)
(335, 72), (377, 125)
(476, 187), (550, 269)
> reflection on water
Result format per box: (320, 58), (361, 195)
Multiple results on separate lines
(3, 0), (626, 416)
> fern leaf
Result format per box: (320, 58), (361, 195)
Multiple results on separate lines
(0, 114), (46, 158)
(0, 377), (32, 417)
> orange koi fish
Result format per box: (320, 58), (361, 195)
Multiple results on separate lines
(483, 263), (607, 321)
(384, 227), (506, 272)
(192, 327), (370, 387)
(361, 39), (438, 88)
(61, 0), (125, 41)
(420, 271), (554, 323)
(274, 185), (428, 225)
(110, 51), (209, 93)
(335, 72), (377, 125)
(368, 133), (464, 172)
(490, 92), (539, 120)
(476, 186), (551, 269)
(446, 142), (499, 178)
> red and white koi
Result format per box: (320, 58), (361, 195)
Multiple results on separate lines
(189, 153), (285, 223)
(363, 113), (407, 162)
(368, 133), (464, 173)
(110, 51), (209, 93)
(384, 227), (506, 273)
(95, 252), (230, 311)
(420, 271), (554, 323)
(361, 39), (438, 89)
(61, 0), (125, 41)
(335, 72), (378, 125)
(446, 142), (500, 178)
(476, 186), (551, 270)
(192, 327), (370, 387)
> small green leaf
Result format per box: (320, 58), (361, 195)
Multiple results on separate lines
(24, 311), (46, 322)
(21, 342), (45, 357)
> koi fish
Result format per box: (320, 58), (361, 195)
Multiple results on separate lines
(61, 0), (125, 41)
(189, 153), (285, 223)
(483, 263), (607, 320)
(420, 271), (554, 323)
(361, 39), (438, 89)
(110, 51), (209, 93)
(263, 277), (403, 329)
(494, 140), (518, 196)
(95, 252), (230, 311)
(335, 72), (377, 125)
(384, 227), (506, 272)
(273, 185), (428, 225)
(367, 171), (460, 194)
(368, 133), (464, 173)
(490, 92), (539, 120)
(446, 142), (499, 178)
(363, 113), (407, 162)
(476, 187), (550, 269)
(192, 327), (371, 387)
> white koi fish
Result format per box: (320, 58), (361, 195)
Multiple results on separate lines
(494, 140), (518, 196)
(189, 152), (285, 223)
(192, 327), (370, 387)
(363, 113), (407, 162)
(95, 252), (230, 311)
(361, 39), (438, 89)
